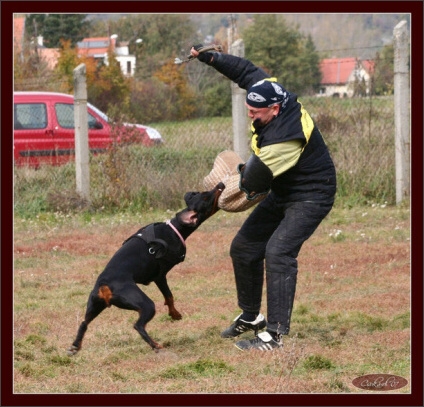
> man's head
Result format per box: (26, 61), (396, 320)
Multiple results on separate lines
(245, 79), (289, 127)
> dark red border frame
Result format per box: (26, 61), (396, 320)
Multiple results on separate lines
(2, 2), (423, 406)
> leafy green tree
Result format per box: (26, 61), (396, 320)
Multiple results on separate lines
(24, 14), (46, 41)
(296, 35), (322, 95)
(25, 14), (91, 48)
(372, 44), (395, 95)
(203, 81), (231, 117)
(242, 14), (321, 95)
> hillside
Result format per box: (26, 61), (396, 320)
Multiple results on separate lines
(281, 13), (410, 59)
(189, 13), (409, 59)
(88, 13), (409, 60)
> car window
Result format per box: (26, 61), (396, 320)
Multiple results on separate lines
(14, 103), (47, 129)
(55, 103), (101, 129)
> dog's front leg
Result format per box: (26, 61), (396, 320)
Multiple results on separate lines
(154, 274), (182, 320)
(164, 296), (182, 320)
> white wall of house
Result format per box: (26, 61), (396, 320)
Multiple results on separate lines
(318, 85), (350, 98)
(104, 50), (136, 77)
(116, 55), (136, 76)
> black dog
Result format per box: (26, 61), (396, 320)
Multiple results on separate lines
(68, 182), (225, 355)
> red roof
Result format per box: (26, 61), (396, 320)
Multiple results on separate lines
(320, 57), (375, 85)
(320, 58), (357, 85)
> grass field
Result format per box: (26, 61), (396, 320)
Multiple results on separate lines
(13, 202), (411, 395)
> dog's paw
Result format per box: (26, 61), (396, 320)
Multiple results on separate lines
(169, 310), (182, 320)
(152, 342), (164, 353)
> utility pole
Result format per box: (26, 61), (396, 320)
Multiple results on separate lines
(393, 20), (410, 204)
(73, 63), (90, 203)
(228, 15), (249, 161)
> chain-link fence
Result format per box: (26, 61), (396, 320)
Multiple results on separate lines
(14, 59), (403, 215)
(14, 93), (396, 215)
(147, 94), (396, 201)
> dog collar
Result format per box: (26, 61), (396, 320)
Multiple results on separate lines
(166, 220), (186, 247)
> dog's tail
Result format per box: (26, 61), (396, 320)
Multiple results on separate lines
(98, 285), (113, 307)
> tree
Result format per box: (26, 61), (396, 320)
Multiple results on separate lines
(89, 48), (131, 116)
(25, 14), (91, 48)
(54, 39), (97, 94)
(24, 14), (46, 41)
(14, 39), (52, 91)
(242, 15), (321, 95)
(153, 59), (197, 120)
(296, 35), (322, 95)
(372, 44), (394, 95)
(203, 81), (231, 117)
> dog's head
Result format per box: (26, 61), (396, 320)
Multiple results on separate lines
(177, 182), (225, 227)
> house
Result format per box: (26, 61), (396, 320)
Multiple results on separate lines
(318, 57), (375, 98)
(77, 36), (137, 77)
(13, 15), (137, 77)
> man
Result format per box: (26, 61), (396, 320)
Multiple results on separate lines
(191, 45), (337, 351)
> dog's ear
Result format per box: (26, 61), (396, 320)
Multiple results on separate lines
(184, 191), (200, 207)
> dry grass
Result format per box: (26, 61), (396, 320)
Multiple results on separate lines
(12, 204), (412, 395)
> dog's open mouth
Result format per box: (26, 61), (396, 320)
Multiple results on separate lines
(181, 182), (225, 227)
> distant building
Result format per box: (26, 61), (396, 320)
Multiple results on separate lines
(77, 36), (137, 77)
(13, 15), (137, 78)
(318, 57), (375, 98)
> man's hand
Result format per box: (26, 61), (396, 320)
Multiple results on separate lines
(191, 44), (215, 64)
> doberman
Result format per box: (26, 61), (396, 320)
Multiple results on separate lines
(68, 182), (225, 355)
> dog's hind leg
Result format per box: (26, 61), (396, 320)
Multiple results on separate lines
(134, 304), (163, 352)
(67, 288), (108, 356)
(112, 283), (163, 352)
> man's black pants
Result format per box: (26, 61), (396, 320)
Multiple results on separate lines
(230, 193), (334, 336)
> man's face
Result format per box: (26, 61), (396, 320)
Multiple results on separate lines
(245, 103), (279, 127)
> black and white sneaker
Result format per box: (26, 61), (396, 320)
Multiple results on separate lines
(235, 331), (283, 351)
(221, 313), (266, 338)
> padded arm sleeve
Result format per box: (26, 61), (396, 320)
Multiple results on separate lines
(238, 154), (273, 200)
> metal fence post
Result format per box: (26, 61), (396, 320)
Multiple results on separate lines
(229, 39), (249, 161)
(393, 20), (410, 204)
(73, 63), (90, 202)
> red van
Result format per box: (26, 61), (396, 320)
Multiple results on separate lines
(13, 91), (163, 167)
